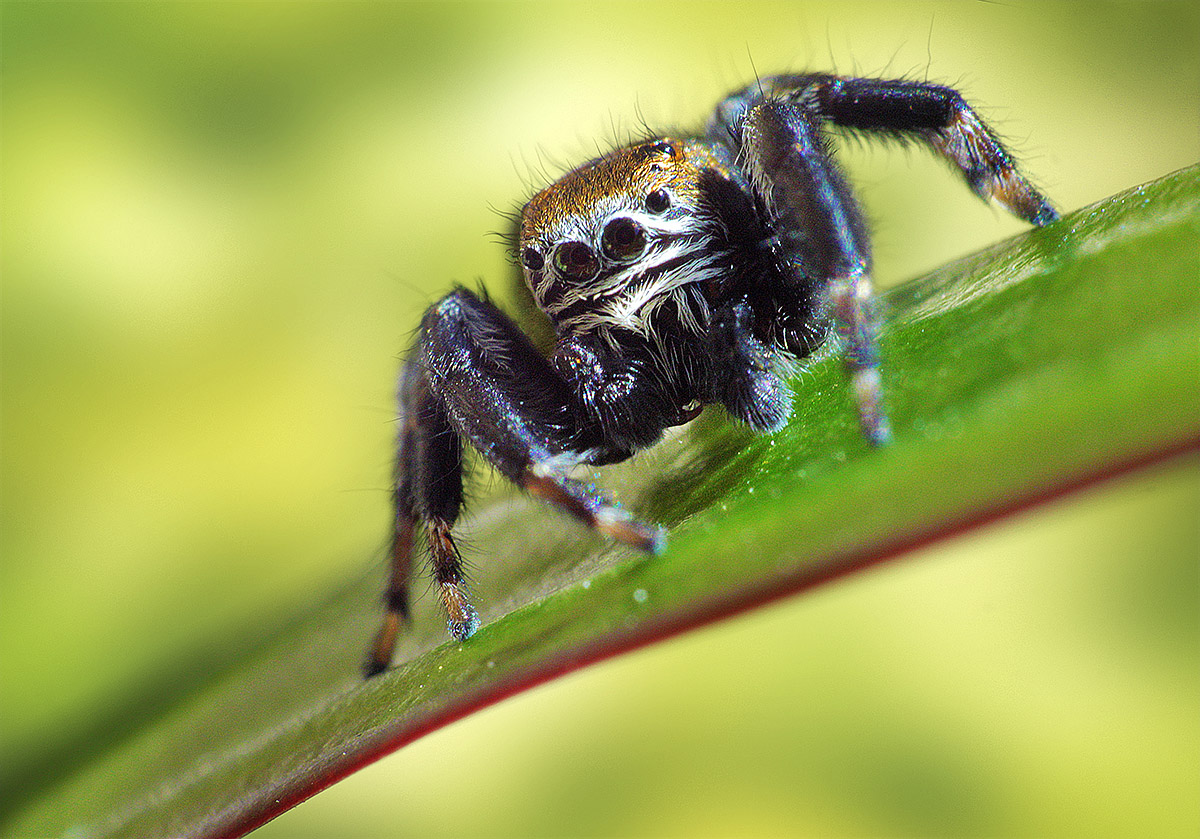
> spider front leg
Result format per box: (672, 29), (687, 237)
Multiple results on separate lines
(365, 288), (663, 676)
(736, 98), (891, 445)
(366, 354), (472, 677)
(707, 301), (793, 434)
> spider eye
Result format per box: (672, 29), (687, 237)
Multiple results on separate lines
(645, 189), (671, 214)
(637, 140), (675, 160)
(600, 217), (648, 262)
(553, 240), (599, 280)
(520, 246), (544, 271)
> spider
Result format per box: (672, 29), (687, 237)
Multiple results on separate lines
(365, 72), (1057, 676)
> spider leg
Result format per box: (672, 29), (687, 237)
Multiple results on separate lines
(736, 98), (891, 445)
(707, 300), (792, 433)
(366, 355), (471, 677)
(366, 288), (664, 673)
(524, 469), (665, 553)
(421, 290), (664, 547)
(722, 74), (1059, 226)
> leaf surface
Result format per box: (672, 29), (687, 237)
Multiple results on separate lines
(6, 166), (1198, 839)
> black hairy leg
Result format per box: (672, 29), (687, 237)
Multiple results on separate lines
(735, 74), (1059, 225)
(711, 74), (1059, 444)
(707, 301), (793, 433)
(366, 288), (663, 675)
(365, 357), (472, 677)
(730, 96), (889, 443)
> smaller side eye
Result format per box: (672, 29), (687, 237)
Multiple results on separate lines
(601, 217), (648, 262)
(553, 241), (600, 281)
(645, 189), (671, 214)
(635, 140), (674, 161)
(520, 246), (544, 271)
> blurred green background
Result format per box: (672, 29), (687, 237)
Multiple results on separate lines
(2, 1), (1197, 836)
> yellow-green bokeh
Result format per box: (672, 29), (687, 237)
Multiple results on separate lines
(3, 2), (1197, 836)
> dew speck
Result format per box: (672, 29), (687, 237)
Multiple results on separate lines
(581, 579), (591, 589)
(633, 588), (649, 604)
(486, 660), (495, 669)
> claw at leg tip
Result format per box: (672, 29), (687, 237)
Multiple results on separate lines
(448, 607), (481, 642)
(1032, 204), (1061, 227)
(865, 418), (892, 447)
(363, 659), (388, 679)
(647, 527), (668, 556)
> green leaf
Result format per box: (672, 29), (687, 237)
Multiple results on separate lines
(6, 166), (1198, 839)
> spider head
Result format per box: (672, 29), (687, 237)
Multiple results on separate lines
(518, 139), (719, 335)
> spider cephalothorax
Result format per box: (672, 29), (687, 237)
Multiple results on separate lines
(365, 73), (1058, 676)
(520, 140), (728, 340)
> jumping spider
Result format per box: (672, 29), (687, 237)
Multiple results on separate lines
(365, 72), (1057, 676)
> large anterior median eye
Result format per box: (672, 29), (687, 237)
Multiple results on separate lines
(553, 240), (600, 281)
(600, 217), (648, 262)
